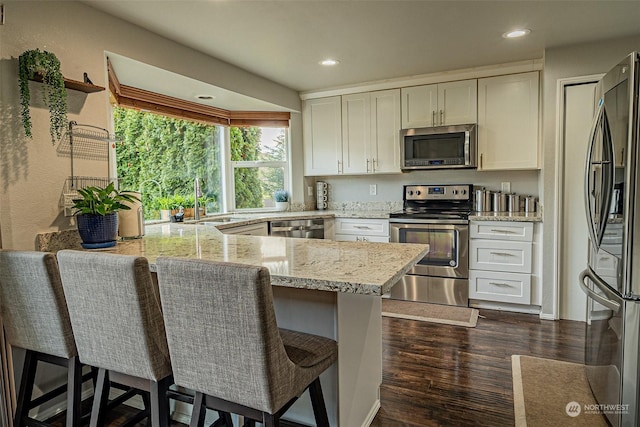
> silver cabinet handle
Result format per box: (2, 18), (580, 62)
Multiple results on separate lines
(366, 158), (371, 173)
(372, 158), (377, 172)
(480, 153), (483, 169)
(579, 268), (620, 312)
(489, 252), (516, 257)
(432, 111), (436, 126)
(354, 225), (372, 229)
(440, 109), (444, 125)
(489, 282), (514, 288)
(337, 160), (342, 174)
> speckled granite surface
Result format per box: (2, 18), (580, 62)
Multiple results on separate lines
(35, 230), (83, 252)
(102, 223), (428, 295)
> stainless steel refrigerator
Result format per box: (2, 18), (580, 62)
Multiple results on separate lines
(580, 51), (640, 427)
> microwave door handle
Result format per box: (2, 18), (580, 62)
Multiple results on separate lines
(584, 100), (603, 249)
(464, 130), (470, 165)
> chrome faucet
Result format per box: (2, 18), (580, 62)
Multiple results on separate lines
(194, 177), (203, 220)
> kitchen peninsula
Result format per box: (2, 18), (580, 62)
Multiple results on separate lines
(105, 223), (429, 426)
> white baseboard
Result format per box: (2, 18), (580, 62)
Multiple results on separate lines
(470, 300), (542, 315)
(362, 399), (381, 427)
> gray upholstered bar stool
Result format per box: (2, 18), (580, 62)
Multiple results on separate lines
(155, 257), (338, 427)
(56, 250), (173, 427)
(0, 250), (83, 427)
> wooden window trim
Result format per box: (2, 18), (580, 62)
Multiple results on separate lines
(108, 58), (290, 128)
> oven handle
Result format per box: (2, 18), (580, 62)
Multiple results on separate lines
(389, 218), (469, 225)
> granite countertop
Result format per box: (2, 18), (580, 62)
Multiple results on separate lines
(469, 211), (542, 223)
(104, 223), (428, 296)
(191, 210), (391, 230)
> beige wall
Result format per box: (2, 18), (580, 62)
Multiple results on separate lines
(540, 35), (640, 317)
(0, 1), (302, 250)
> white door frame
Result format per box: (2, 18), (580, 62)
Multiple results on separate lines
(552, 74), (603, 319)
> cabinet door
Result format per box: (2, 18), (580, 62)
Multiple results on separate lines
(303, 97), (342, 175)
(477, 72), (540, 170)
(370, 89), (401, 173)
(401, 85), (437, 128)
(437, 80), (477, 126)
(342, 93), (370, 174)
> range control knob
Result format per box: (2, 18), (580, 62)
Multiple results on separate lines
(452, 190), (459, 195)
(408, 190), (414, 196)
(415, 190), (421, 195)
(461, 189), (467, 195)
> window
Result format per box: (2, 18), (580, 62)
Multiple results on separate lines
(114, 107), (290, 220)
(229, 126), (289, 210)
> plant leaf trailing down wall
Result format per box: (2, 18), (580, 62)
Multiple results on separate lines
(18, 49), (68, 144)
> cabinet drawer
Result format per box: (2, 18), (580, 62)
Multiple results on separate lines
(470, 221), (533, 242)
(469, 240), (532, 273)
(469, 270), (531, 304)
(334, 218), (389, 236)
(334, 234), (389, 243)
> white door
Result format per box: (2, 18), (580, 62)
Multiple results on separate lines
(401, 84), (437, 128)
(560, 81), (599, 321)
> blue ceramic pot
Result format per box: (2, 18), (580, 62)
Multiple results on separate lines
(76, 212), (118, 248)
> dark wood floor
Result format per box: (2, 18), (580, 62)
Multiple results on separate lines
(50, 309), (586, 426)
(371, 309), (586, 427)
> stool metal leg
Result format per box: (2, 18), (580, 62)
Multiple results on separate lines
(14, 350), (37, 426)
(66, 356), (82, 427)
(150, 376), (171, 427)
(90, 368), (110, 427)
(189, 392), (206, 427)
(308, 378), (330, 427)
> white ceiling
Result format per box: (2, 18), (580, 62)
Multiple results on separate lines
(86, 0), (640, 108)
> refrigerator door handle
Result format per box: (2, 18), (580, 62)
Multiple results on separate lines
(584, 101), (603, 249)
(579, 268), (621, 312)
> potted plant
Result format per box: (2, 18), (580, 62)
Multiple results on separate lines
(155, 196), (174, 221)
(274, 190), (290, 211)
(18, 49), (68, 144)
(71, 182), (140, 248)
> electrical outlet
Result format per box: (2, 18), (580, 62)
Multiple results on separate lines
(501, 182), (511, 193)
(369, 184), (377, 196)
(307, 186), (313, 197)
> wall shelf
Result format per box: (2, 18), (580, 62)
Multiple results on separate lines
(29, 74), (105, 93)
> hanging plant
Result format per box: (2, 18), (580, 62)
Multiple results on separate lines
(18, 49), (68, 144)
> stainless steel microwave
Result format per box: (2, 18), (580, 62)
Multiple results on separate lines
(401, 124), (477, 170)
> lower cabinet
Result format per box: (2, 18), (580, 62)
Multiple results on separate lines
(333, 218), (389, 242)
(469, 221), (534, 306)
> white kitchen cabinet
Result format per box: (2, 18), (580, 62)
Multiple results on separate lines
(469, 221), (534, 305)
(333, 218), (390, 242)
(477, 72), (540, 170)
(303, 96), (342, 175)
(219, 222), (268, 236)
(401, 80), (477, 128)
(304, 90), (400, 176)
(342, 90), (401, 174)
(370, 90), (402, 173)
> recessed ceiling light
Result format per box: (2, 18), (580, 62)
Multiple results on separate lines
(319, 59), (340, 66)
(503, 29), (531, 39)
(196, 94), (215, 100)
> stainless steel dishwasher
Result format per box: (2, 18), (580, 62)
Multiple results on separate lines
(269, 219), (324, 239)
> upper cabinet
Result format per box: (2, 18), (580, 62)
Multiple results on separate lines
(401, 79), (477, 128)
(303, 96), (342, 175)
(304, 89), (401, 176)
(477, 72), (540, 170)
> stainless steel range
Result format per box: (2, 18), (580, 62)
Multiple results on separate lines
(389, 184), (472, 307)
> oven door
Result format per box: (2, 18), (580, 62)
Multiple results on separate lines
(390, 221), (469, 278)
